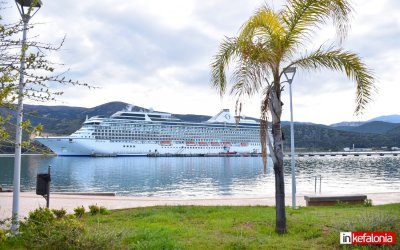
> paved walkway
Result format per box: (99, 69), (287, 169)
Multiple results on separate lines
(1, 192), (399, 220)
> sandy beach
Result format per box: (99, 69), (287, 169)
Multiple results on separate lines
(1, 191), (400, 221)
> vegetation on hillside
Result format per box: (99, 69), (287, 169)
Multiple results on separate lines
(1, 101), (399, 153)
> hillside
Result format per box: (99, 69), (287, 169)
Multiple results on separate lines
(281, 124), (399, 151)
(369, 114), (400, 123)
(1, 102), (400, 153)
(333, 121), (400, 134)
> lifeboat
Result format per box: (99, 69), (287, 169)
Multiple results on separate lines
(240, 142), (249, 147)
(160, 141), (171, 146)
(211, 142), (220, 146)
(186, 141), (196, 145)
(222, 141), (232, 146)
(198, 142), (208, 146)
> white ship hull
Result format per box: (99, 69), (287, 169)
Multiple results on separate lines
(36, 137), (262, 156)
(35, 107), (268, 157)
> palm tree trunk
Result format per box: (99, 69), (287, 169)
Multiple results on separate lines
(270, 88), (287, 234)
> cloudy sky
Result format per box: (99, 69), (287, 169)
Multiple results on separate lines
(3, 0), (400, 125)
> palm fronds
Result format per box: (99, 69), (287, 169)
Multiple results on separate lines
(239, 5), (284, 44)
(282, 0), (353, 49)
(292, 46), (375, 113)
(210, 37), (238, 96)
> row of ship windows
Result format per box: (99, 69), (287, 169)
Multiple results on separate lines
(94, 137), (259, 141)
(93, 126), (255, 131)
(118, 143), (261, 146)
(91, 132), (258, 136)
(92, 130), (255, 135)
(92, 135), (258, 140)
(91, 123), (254, 127)
(93, 136), (259, 140)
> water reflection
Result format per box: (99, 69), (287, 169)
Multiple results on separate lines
(0, 155), (399, 197)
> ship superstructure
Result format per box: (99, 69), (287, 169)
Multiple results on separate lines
(35, 106), (264, 156)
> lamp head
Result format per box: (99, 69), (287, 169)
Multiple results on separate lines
(15, 0), (42, 20)
(16, 0), (42, 7)
(283, 67), (297, 83)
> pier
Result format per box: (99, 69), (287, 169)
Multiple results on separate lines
(288, 151), (400, 157)
(85, 151), (400, 158)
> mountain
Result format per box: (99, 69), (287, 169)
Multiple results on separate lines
(368, 115), (400, 123)
(81, 101), (132, 118)
(281, 123), (400, 151)
(331, 115), (400, 128)
(330, 121), (365, 127)
(23, 102), (133, 135)
(1, 102), (400, 153)
(333, 121), (400, 134)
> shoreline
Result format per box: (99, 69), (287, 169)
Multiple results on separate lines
(0, 151), (399, 157)
(1, 191), (400, 220)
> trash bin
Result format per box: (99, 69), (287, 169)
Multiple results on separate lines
(36, 173), (51, 195)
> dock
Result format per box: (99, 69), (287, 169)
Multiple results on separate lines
(87, 151), (399, 158)
(287, 151), (400, 157)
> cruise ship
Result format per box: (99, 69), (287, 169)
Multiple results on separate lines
(35, 106), (265, 156)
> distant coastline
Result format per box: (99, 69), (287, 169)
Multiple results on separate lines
(1, 101), (400, 153)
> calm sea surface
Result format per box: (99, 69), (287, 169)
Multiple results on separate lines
(0, 155), (399, 197)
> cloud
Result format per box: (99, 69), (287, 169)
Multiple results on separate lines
(3, 0), (400, 124)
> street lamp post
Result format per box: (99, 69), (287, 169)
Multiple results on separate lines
(11, 0), (42, 233)
(283, 67), (297, 209)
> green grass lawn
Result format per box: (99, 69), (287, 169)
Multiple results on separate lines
(2, 203), (399, 249)
(83, 204), (399, 249)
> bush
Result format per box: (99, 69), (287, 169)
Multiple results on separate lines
(19, 207), (85, 249)
(11, 207), (122, 249)
(74, 206), (85, 218)
(99, 206), (110, 215)
(364, 198), (373, 207)
(51, 208), (67, 219)
(0, 228), (6, 244)
(89, 204), (100, 216)
(24, 207), (54, 225)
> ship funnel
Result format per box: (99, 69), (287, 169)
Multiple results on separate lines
(206, 109), (235, 123)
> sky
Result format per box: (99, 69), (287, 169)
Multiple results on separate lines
(3, 0), (400, 125)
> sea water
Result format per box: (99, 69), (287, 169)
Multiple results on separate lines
(0, 155), (399, 197)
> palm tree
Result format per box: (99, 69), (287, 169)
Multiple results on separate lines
(211, 0), (375, 234)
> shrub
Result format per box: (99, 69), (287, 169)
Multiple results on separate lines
(74, 206), (85, 218)
(364, 198), (373, 207)
(51, 208), (67, 219)
(99, 206), (110, 215)
(13, 207), (122, 250)
(89, 204), (100, 216)
(19, 207), (85, 249)
(0, 228), (6, 244)
(25, 207), (54, 224)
